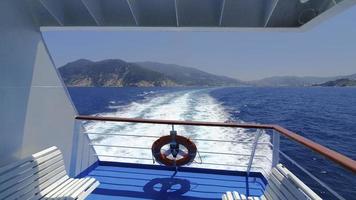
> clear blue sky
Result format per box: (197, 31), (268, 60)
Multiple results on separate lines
(43, 6), (356, 81)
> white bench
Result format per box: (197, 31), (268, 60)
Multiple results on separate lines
(0, 146), (99, 200)
(222, 164), (322, 200)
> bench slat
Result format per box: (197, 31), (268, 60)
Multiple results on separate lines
(0, 161), (35, 184)
(0, 147), (61, 191)
(264, 185), (280, 200)
(270, 171), (298, 200)
(240, 193), (247, 200)
(51, 179), (82, 199)
(271, 168), (308, 200)
(0, 157), (64, 196)
(32, 146), (58, 159)
(0, 173), (37, 200)
(36, 167), (67, 191)
(37, 175), (69, 197)
(0, 148), (62, 187)
(0, 146), (98, 200)
(70, 178), (97, 199)
(34, 150), (62, 166)
(268, 173), (289, 200)
(224, 191), (234, 200)
(35, 153), (63, 171)
(36, 159), (65, 181)
(276, 164), (321, 200)
(0, 162), (36, 192)
(26, 175), (69, 200)
(0, 159), (65, 200)
(59, 178), (90, 200)
(233, 191), (241, 200)
(0, 156), (34, 175)
(42, 178), (76, 199)
(77, 180), (100, 200)
(5, 167), (66, 200)
(263, 188), (272, 200)
(222, 194), (228, 200)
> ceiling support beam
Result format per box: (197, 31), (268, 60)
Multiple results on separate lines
(174, 0), (180, 26)
(264, 0), (279, 27)
(39, 0), (64, 26)
(219, 0), (226, 26)
(126, 0), (139, 25)
(81, 0), (102, 26)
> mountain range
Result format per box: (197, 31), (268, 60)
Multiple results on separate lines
(249, 74), (356, 87)
(58, 59), (356, 87)
(58, 59), (243, 87)
(313, 78), (356, 87)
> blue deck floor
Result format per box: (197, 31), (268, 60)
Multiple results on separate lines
(85, 162), (267, 200)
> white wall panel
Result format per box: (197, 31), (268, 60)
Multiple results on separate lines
(0, 0), (39, 166)
(0, 0), (97, 175)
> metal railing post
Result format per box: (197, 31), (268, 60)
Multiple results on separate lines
(247, 130), (262, 175)
(70, 119), (81, 177)
(272, 130), (280, 167)
(246, 130), (262, 197)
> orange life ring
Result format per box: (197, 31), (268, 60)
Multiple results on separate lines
(152, 135), (197, 167)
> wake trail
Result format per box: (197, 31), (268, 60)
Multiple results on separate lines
(85, 88), (272, 173)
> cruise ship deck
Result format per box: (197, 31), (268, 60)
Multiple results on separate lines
(83, 162), (266, 200)
(1, 1), (356, 200)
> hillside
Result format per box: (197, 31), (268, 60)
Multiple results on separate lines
(250, 74), (356, 87)
(313, 78), (356, 87)
(58, 59), (176, 87)
(135, 61), (242, 86)
(58, 59), (242, 87)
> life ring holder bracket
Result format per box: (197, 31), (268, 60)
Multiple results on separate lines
(151, 129), (197, 167)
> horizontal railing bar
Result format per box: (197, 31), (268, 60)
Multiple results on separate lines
(273, 125), (356, 173)
(86, 132), (269, 144)
(280, 151), (345, 200)
(85, 132), (160, 138)
(200, 162), (265, 170)
(90, 143), (268, 158)
(90, 144), (151, 150)
(85, 132), (270, 145)
(77, 116), (356, 173)
(194, 138), (270, 145)
(76, 115), (275, 129)
(199, 162), (247, 168)
(198, 150), (266, 158)
(95, 154), (153, 161)
(95, 154), (266, 170)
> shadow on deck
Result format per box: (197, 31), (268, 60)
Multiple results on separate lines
(82, 162), (267, 200)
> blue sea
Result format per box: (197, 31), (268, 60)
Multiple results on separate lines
(68, 87), (356, 199)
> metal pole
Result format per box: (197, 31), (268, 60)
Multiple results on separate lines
(246, 130), (262, 197)
(247, 130), (262, 175)
(69, 119), (81, 177)
(272, 130), (280, 167)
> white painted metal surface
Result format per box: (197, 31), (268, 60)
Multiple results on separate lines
(271, 131), (280, 167)
(0, 0), (98, 176)
(27, 0), (356, 29)
(222, 164), (322, 200)
(0, 146), (99, 200)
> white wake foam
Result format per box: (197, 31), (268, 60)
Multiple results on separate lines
(85, 88), (272, 173)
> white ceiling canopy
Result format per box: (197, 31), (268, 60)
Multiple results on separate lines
(29, 0), (355, 30)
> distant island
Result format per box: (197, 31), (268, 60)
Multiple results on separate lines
(58, 59), (356, 87)
(247, 74), (356, 87)
(313, 78), (356, 87)
(58, 59), (243, 87)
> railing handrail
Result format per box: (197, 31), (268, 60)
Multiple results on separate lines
(75, 115), (356, 173)
(76, 115), (276, 128)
